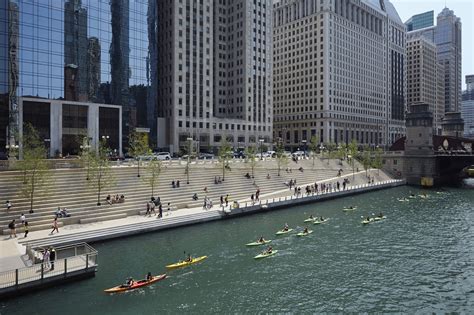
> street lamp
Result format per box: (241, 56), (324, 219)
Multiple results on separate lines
(80, 143), (91, 180)
(186, 137), (193, 184)
(258, 139), (264, 160)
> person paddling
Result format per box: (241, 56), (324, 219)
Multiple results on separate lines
(146, 272), (153, 281)
(303, 227), (309, 234)
(283, 223), (289, 231)
(258, 236), (265, 243)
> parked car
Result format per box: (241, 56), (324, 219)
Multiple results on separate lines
(154, 152), (171, 160)
(292, 150), (307, 158)
(198, 153), (215, 159)
(266, 150), (276, 158)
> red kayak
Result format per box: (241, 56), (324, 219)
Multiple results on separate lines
(104, 274), (167, 293)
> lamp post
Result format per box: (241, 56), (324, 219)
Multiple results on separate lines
(186, 137), (193, 184)
(80, 143), (91, 180)
(258, 139), (264, 160)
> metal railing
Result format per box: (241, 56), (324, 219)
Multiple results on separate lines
(0, 243), (97, 289)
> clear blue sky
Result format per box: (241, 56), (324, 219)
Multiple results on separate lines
(391, 0), (473, 90)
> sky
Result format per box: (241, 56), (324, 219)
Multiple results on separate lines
(391, 0), (474, 90)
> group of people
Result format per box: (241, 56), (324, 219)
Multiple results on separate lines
(219, 194), (230, 207)
(145, 197), (171, 218)
(171, 180), (181, 188)
(41, 247), (57, 270)
(250, 189), (261, 205)
(8, 213), (29, 238)
(202, 196), (213, 210)
(106, 194), (125, 205)
(54, 207), (71, 218)
(214, 176), (223, 184)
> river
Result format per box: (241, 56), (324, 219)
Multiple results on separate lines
(1, 183), (473, 313)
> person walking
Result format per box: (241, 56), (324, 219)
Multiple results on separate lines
(158, 203), (163, 218)
(23, 221), (29, 238)
(20, 213), (26, 224)
(145, 202), (151, 216)
(49, 247), (56, 271)
(220, 195), (224, 206)
(50, 217), (59, 235)
(256, 189), (260, 201)
(150, 202), (156, 216)
(8, 219), (16, 238)
(225, 194), (229, 207)
(167, 202), (171, 216)
(5, 200), (12, 212)
(43, 249), (50, 269)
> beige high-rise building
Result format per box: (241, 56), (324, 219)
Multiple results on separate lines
(157, 0), (273, 154)
(406, 36), (445, 134)
(273, 0), (406, 149)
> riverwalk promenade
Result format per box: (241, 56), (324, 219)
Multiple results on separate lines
(0, 163), (401, 274)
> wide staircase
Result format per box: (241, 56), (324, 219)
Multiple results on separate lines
(0, 157), (359, 234)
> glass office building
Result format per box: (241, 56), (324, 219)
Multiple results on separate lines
(0, 0), (157, 156)
(405, 10), (434, 31)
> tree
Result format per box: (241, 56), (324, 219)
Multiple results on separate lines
(275, 142), (289, 176)
(128, 131), (151, 177)
(79, 136), (93, 180)
(325, 142), (337, 165)
(244, 145), (257, 178)
(184, 138), (196, 184)
(18, 123), (52, 213)
(88, 139), (116, 206)
(217, 139), (233, 182)
(348, 139), (358, 180)
(309, 135), (319, 168)
(372, 147), (383, 175)
(142, 159), (162, 198)
(335, 143), (347, 162)
(360, 145), (371, 177)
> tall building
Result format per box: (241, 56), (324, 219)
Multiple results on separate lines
(0, 0), (156, 156)
(406, 36), (444, 134)
(435, 8), (462, 113)
(405, 10), (434, 31)
(273, 0), (406, 148)
(462, 75), (474, 138)
(157, 1), (273, 154)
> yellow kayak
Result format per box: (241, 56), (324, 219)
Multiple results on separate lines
(166, 256), (208, 269)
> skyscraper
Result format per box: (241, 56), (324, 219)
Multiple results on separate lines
(157, 1), (273, 154)
(273, 0), (406, 148)
(462, 75), (474, 138)
(435, 8), (462, 113)
(405, 10), (434, 31)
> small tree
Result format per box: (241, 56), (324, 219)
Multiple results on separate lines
(335, 143), (347, 162)
(128, 131), (151, 177)
(79, 136), (93, 180)
(18, 124), (52, 213)
(372, 147), (383, 175)
(326, 142), (337, 165)
(309, 135), (319, 168)
(142, 159), (162, 198)
(275, 142), (289, 176)
(88, 139), (116, 206)
(217, 139), (232, 182)
(244, 145), (257, 178)
(348, 139), (358, 180)
(360, 145), (371, 177)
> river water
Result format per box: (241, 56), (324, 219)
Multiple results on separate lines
(2, 183), (473, 314)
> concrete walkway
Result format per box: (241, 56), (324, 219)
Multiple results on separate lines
(0, 169), (398, 272)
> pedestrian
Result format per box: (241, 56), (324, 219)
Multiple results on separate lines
(43, 248), (50, 269)
(220, 195), (224, 205)
(145, 202), (151, 216)
(23, 221), (29, 238)
(49, 247), (56, 271)
(204, 187), (208, 193)
(256, 189), (260, 201)
(50, 217), (59, 234)
(5, 200), (12, 212)
(167, 202), (171, 216)
(251, 194), (254, 204)
(225, 194), (229, 207)
(151, 202), (156, 216)
(8, 219), (16, 238)
(176, 180), (180, 188)
(158, 204), (163, 218)
(20, 213), (26, 224)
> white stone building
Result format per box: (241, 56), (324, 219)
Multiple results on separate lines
(273, 0), (406, 149)
(157, 0), (273, 154)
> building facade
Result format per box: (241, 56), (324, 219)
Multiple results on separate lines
(0, 0), (157, 157)
(273, 0), (406, 149)
(462, 75), (474, 138)
(406, 36), (445, 134)
(405, 10), (434, 32)
(156, 0), (273, 154)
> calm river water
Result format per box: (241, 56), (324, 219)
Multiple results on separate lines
(2, 182), (473, 314)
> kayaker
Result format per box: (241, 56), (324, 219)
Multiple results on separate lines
(124, 277), (134, 287)
(258, 236), (265, 243)
(185, 254), (192, 262)
(303, 227), (309, 234)
(283, 223), (289, 231)
(320, 216), (324, 221)
(366, 216), (370, 222)
(266, 246), (273, 254)
(309, 215), (314, 220)
(378, 212), (383, 218)
(146, 272), (153, 281)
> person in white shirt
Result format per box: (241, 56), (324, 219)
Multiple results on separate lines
(20, 213), (26, 224)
